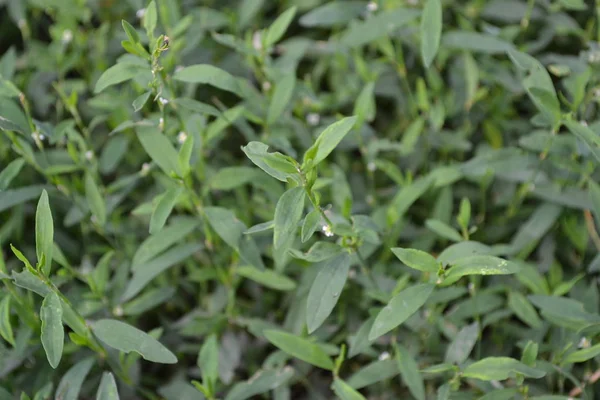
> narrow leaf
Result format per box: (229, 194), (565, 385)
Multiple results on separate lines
(563, 343), (600, 364)
(444, 322), (479, 364)
(304, 116), (357, 167)
(237, 266), (296, 291)
(136, 126), (182, 177)
(263, 329), (334, 370)
(96, 372), (120, 400)
(0, 296), (15, 345)
(265, 7), (297, 47)
(149, 187), (182, 234)
(35, 190), (53, 274)
(267, 75), (296, 125)
(55, 357), (95, 400)
(40, 292), (64, 368)
(369, 284), (435, 341)
(273, 187), (305, 250)
(391, 248), (438, 273)
(91, 319), (177, 364)
(331, 378), (366, 400)
(173, 64), (243, 97)
(396, 344), (425, 400)
(306, 253), (351, 333)
(420, 0), (442, 67)
(85, 173), (107, 226)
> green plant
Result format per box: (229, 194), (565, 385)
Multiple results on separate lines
(1, 0), (600, 399)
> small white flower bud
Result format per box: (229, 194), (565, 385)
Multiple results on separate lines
(307, 113), (320, 126)
(252, 31), (262, 51)
(62, 30), (73, 44)
(321, 224), (334, 237)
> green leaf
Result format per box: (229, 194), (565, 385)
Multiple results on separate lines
(437, 384), (450, 400)
(564, 120), (600, 162)
(528, 295), (600, 329)
(225, 367), (294, 400)
(273, 187), (305, 250)
(263, 329), (334, 370)
(563, 343), (600, 364)
(136, 126), (182, 177)
(205, 105), (245, 145)
(391, 248), (438, 273)
(210, 167), (261, 190)
(331, 378), (366, 400)
(444, 322), (478, 364)
(265, 6), (297, 47)
(178, 134), (194, 177)
(420, 0), (442, 68)
(173, 64), (243, 97)
(85, 173), (106, 226)
(267, 75), (296, 125)
(348, 317), (375, 358)
(0, 158), (25, 190)
(527, 87), (561, 130)
(237, 266), (296, 291)
(132, 91), (151, 112)
(242, 141), (295, 182)
(479, 389), (520, 400)
(55, 357), (95, 400)
(341, 8), (420, 48)
(299, 1), (366, 27)
(94, 63), (150, 94)
(198, 335), (219, 388)
(96, 372), (120, 400)
(244, 220), (274, 235)
(122, 20), (141, 44)
(35, 190), (53, 274)
(444, 256), (521, 283)
(425, 219), (462, 242)
(369, 284), (435, 341)
(122, 287), (176, 316)
(150, 187), (182, 234)
(508, 291), (542, 329)
(203, 207), (245, 249)
(132, 218), (198, 268)
(589, 180), (600, 227)
(40, 292), (63, 369)
(11, 269), (49, 297)
(388, 176), (432, 223)
(306, 253), (351, 333)
(0, 296), (15, 346)
(289, 242), (343, 262)
(303, 116), (357, 167)
(442, 31), (514, 53)
(353, 82), (376, 124)
(396, 344), (425, 400)
(92, 319), (177, 364)
(123, 242), (202, 301)
(347, 359), (400, 389)
(301, 209), (321, 243)
(0, 115), (24, 133)
(0, 185), (45, 212)
(173, 98), (221, 117)
(462, 357), (546, 381)
(143, 1), (158, 37)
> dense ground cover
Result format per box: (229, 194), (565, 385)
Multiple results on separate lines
(1, 0), (600, 399)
